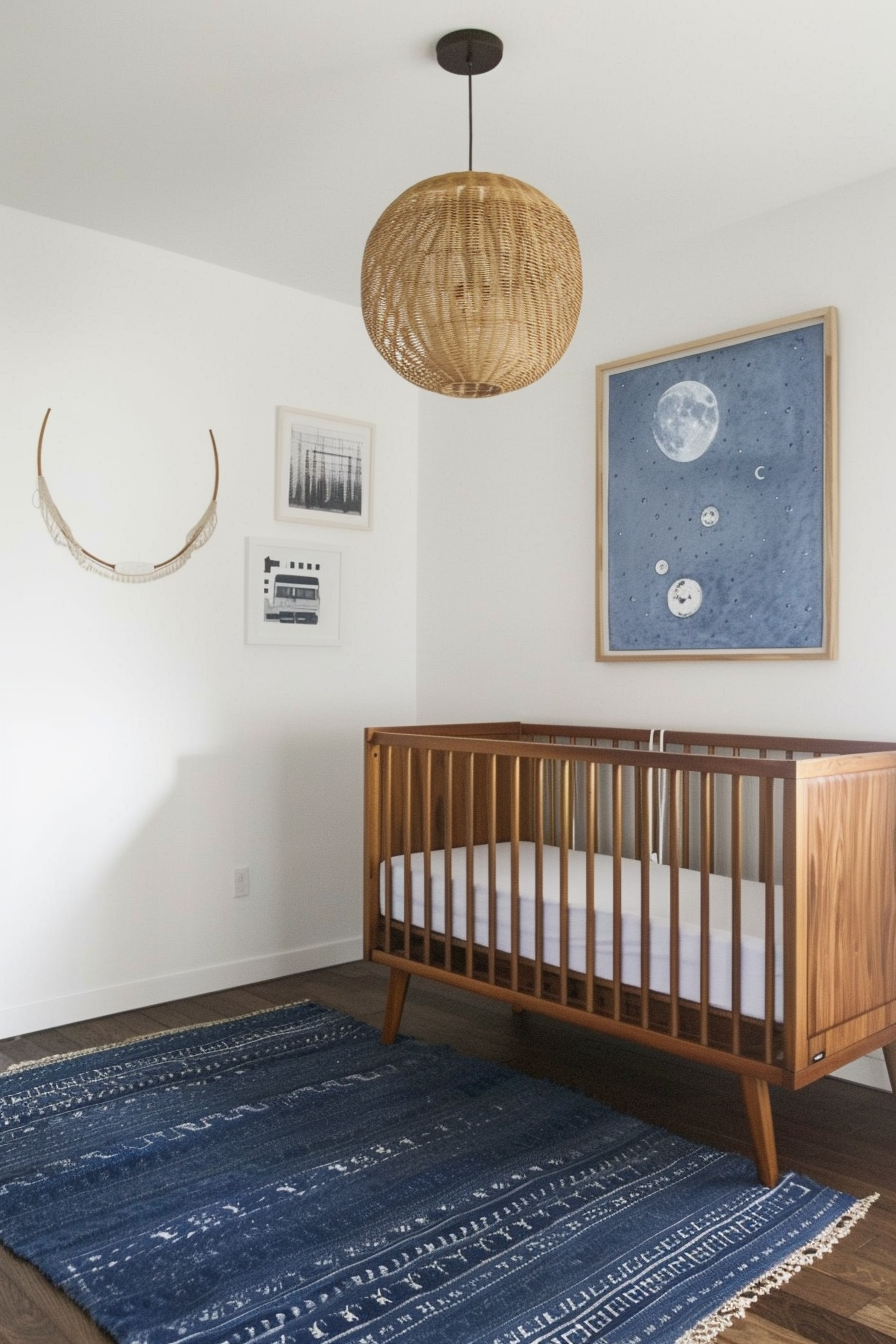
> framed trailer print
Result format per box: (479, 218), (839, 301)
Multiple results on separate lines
(275, 406), (372, 529)
(245, 538), (341, 645)
(596, 308), (838, 660)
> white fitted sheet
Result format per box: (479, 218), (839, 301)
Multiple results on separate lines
(381, 841), (783, 1020)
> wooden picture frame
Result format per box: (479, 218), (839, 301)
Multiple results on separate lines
(275, 406), (373, 530)
(596, 308), (838, 661)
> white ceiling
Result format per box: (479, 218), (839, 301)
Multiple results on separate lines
(2, 0), (896, 306)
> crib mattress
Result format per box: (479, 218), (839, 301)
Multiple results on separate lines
(380, 841), (783, 1020)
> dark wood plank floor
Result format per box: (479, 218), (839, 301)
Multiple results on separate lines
(1, 961), (894, 1343)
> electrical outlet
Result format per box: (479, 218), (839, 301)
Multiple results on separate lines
(234, 867), (250, 898)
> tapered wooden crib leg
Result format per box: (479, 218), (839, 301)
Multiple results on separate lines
(740, 1074), (779, 1188)
(381, 969), (411, 1044)
(883, 1040), (896, 1095)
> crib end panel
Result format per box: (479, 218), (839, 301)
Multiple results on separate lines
(804, 767), (896, 1044)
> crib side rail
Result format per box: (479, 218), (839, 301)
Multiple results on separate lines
(368, 728), (802, 777)
(367, 721), (896, 760)
(365, 730), (794, 1079)
(521, 723), (896, 759)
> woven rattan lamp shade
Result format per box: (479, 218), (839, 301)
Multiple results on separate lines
(361, 170), (582, 398)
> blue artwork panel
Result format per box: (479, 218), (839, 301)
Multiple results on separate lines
(606, 322), (825, 651)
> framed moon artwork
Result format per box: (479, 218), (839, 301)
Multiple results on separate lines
(595, 308), (838, 660)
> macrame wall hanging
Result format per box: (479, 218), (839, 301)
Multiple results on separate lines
(35, 408), (219, 582)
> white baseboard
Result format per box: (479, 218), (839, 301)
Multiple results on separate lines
(832, 1049), (892, 1092)
(0, 938), (363, 1040)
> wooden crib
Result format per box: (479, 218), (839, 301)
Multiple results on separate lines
(364, 721), (896, 1187)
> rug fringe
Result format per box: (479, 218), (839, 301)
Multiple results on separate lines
(675, 1191), (879, 1343)
(1, 1000), (312, 1076)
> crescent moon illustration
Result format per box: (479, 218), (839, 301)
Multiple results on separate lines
(754, 465), (767, 480)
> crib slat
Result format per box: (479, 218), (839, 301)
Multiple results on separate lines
(487, 753), (497, 985)
(560, 759), (571, 1007)
(571, 755), (579, 853)
(535, 758), (545, 999)
(762, 776), (776, 1064)
(585, 762), (596, 1014)
(639, 766), (651, 1031)
(528, 756), (537, 842)
(668, 769), (681, 1038)
(443, 751), (454, 971)
(634, 741), (643, 859)
(403, 748), (413, 959)
(510, 756), (521, 994)
(423, 749), (432, 966)
(731, 773), (743, 1056)
(682, 744), (691, 868)
(707, 744), (716, 871)
(365, 744), (382, 957)
(700, 772), (711, 1047)
(466, 752), (475, 979)
(758, 748), (769, 884)
(612, 763), (623, 1021)
(383, 745), (394, 951)
(656, 748), (664, 845)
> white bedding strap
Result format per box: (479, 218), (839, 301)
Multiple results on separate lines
(647, 728), (668, 865)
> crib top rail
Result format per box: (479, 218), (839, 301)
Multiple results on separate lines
(366, 723), (896, 779)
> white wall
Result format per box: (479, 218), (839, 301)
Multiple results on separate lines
(0, 204), (418, 1037)
(417, 167), (896, 1090)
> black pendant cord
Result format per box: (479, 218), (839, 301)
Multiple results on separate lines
(467, 58), (473, 170)
(435, 28), (503, 169)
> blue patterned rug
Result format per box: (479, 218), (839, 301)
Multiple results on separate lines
(0, 1002), (872, 1344)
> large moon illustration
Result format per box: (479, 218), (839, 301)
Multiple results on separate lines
(653, 381), (719, 462)
(667, 578), (703, 618)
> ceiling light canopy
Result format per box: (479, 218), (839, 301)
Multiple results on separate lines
(361, 30), (582, 399)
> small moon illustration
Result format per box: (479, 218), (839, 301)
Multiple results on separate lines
(653, 381), (720, 462)
(655, 559), (669, 575)
(700, 506), (720, 528)
(754, 465), (767, 480)
(667, 578), (703, 618)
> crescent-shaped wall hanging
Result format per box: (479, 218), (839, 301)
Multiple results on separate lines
(35, 408), (219, 582)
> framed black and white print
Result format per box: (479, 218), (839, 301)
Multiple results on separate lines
(275, 406), (372, 529)
(245, 538), (341, 646)
(596, 308), (838, 661)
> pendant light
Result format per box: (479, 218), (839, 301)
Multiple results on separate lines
(361, 30), (582, 398)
